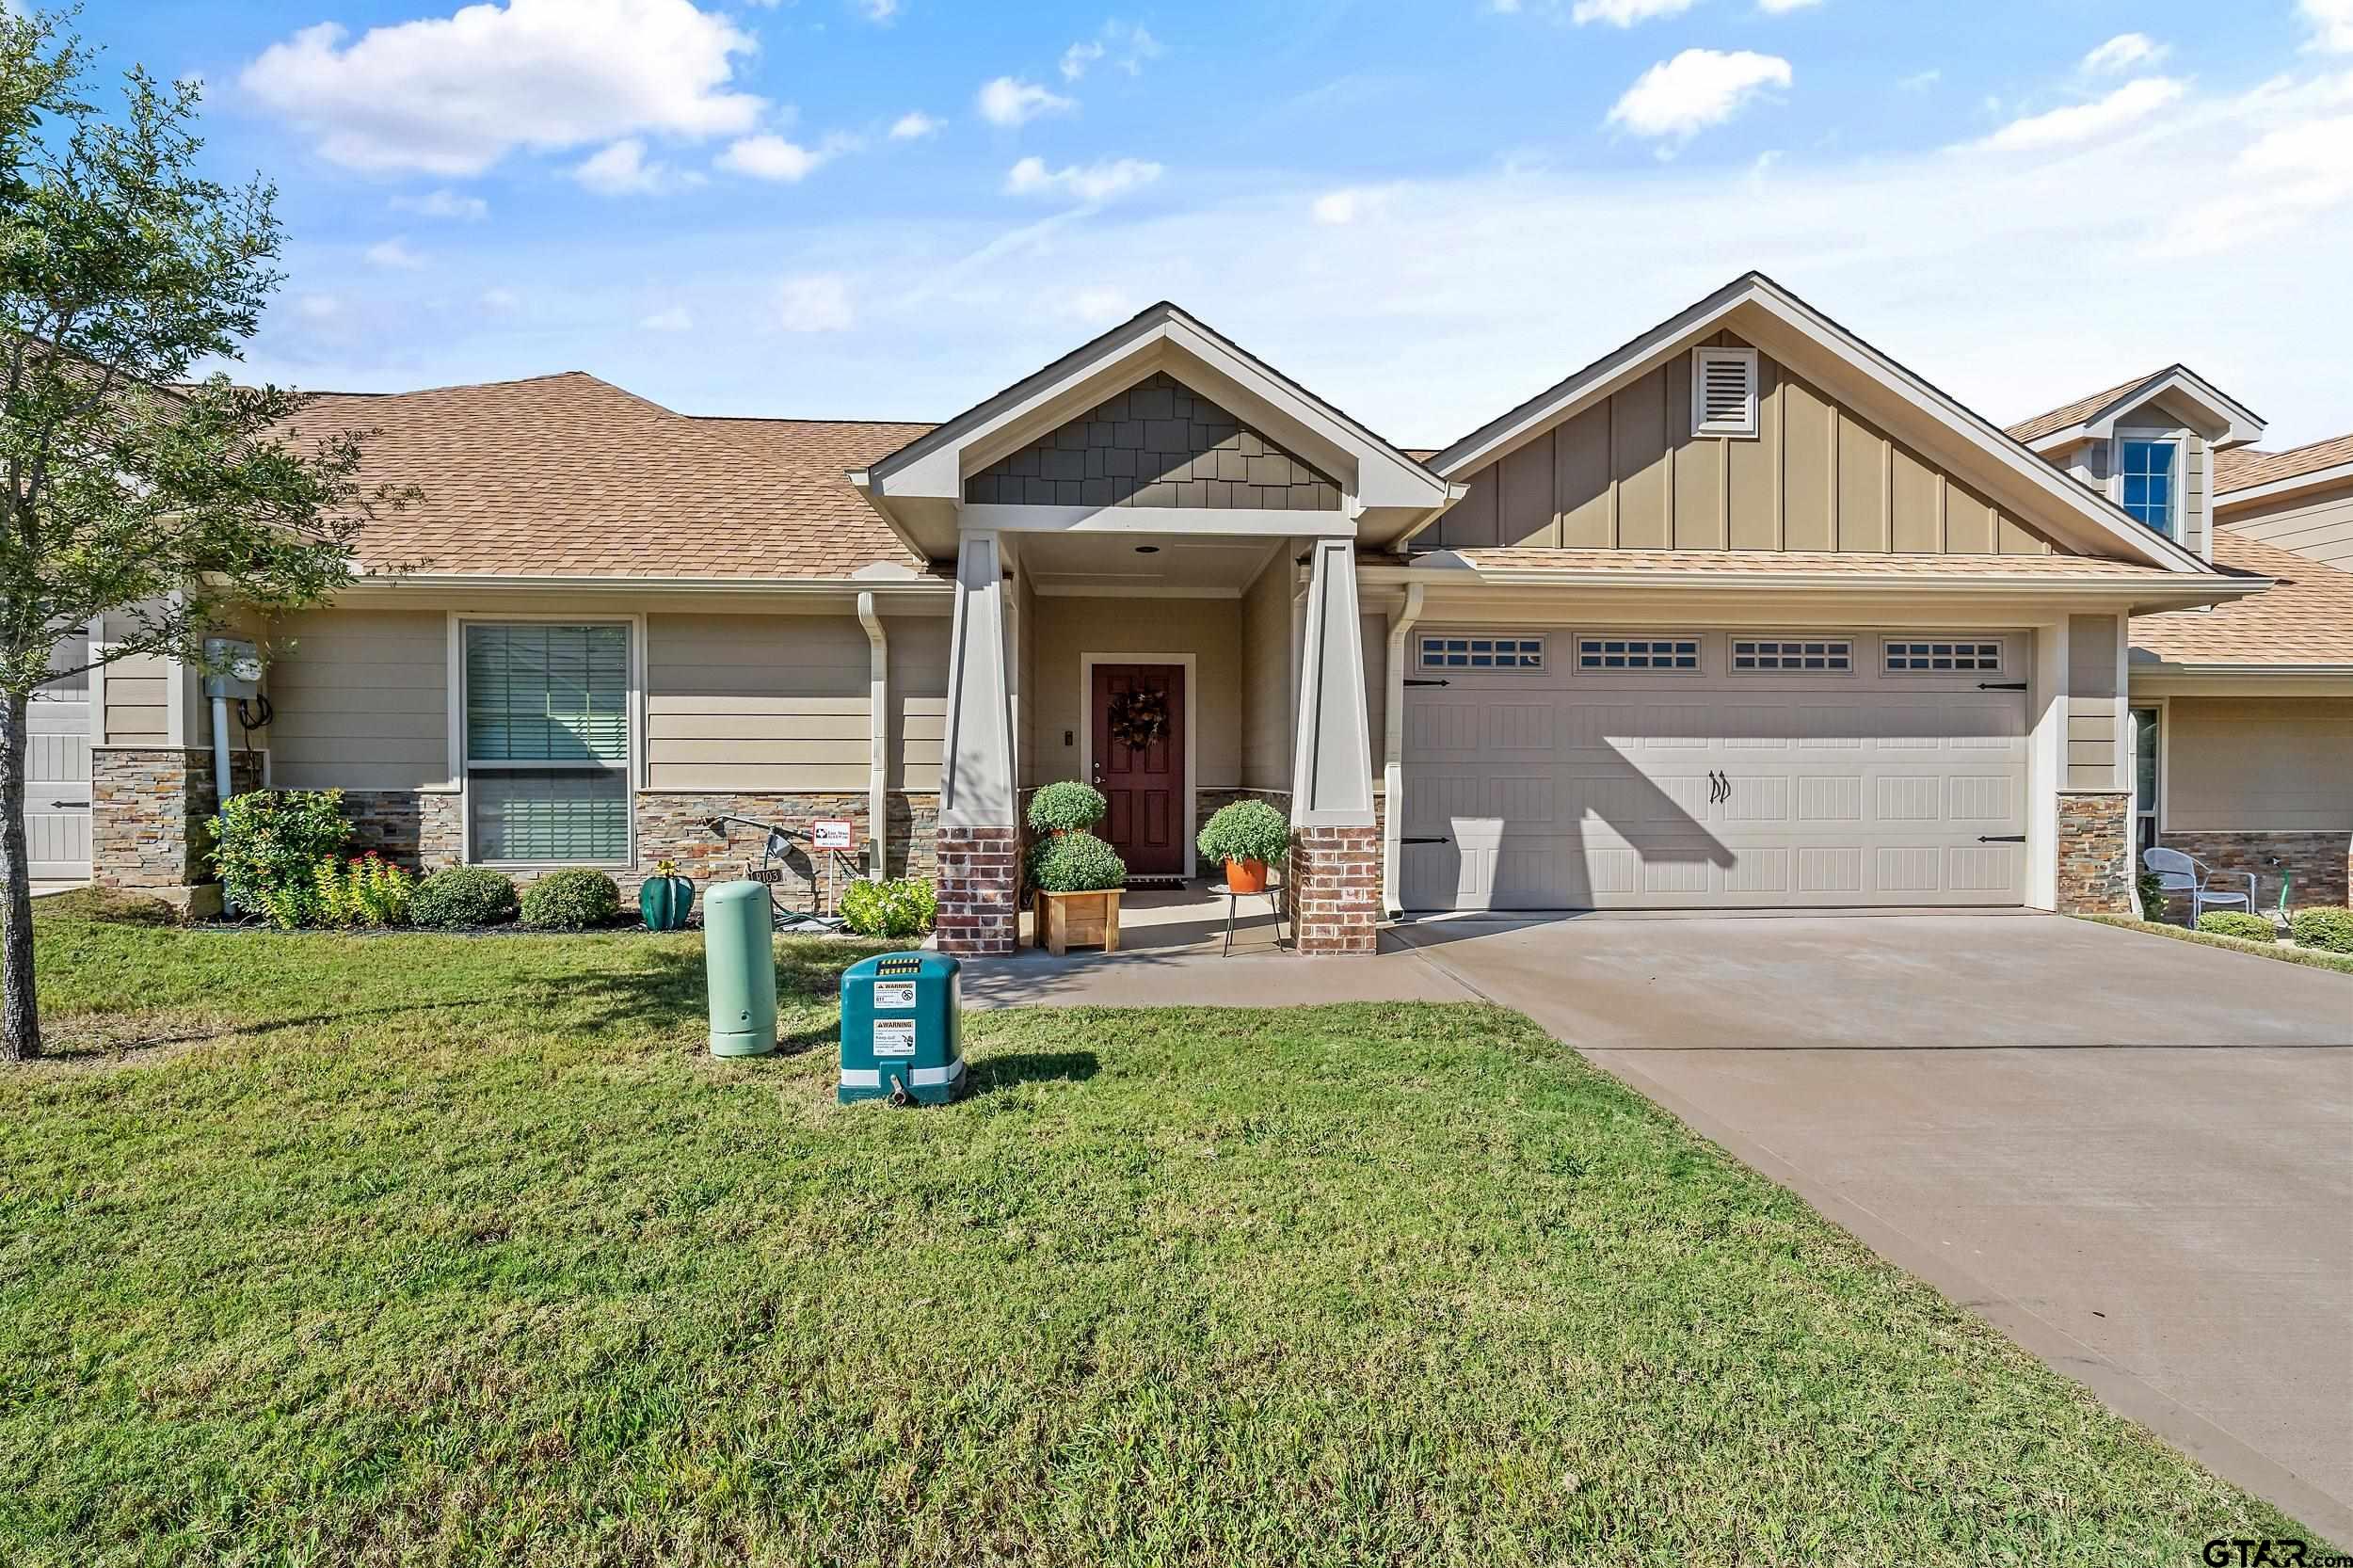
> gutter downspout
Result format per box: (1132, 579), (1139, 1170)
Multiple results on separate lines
(1381, 583), (1424, 918)
(856, 592), (888, 880)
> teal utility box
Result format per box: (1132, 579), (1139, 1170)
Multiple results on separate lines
(704, 880), (778, 1058)
(840, 952), (964, 1105)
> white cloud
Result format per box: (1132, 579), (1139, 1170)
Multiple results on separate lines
(640, 305), (695, 330)
(392, 188), (488, 220)
(1968, 77), (2186, 152)
(295, 293), (341, 322)
(2305, 0), (2353, 53)
(1313, 188), (1363, 224)
(1061, 22), (1162, 81)
(977, 76), (1075, 128)
(363, 237), (426, 269)
(481, 287), (522, 312)
(889, 111), (943, 139)
(1607, 49), (1792, 140)
(718, 133), (856, 183)
(1572, 0), (1696, 24)
(856, 0), (899, 22)
(2082, 34), (2170, 74)
(2167, 107), (2353, 253)
(1898, 69), (1942, 92)
(1005, 155), (1163, 203)
(240, 0), (763, 177)
(1066, 286), (1133, 325)
(776, 274), (855, 332)
(1756, 0), (1822, 11)
(572, 137), (674, 194)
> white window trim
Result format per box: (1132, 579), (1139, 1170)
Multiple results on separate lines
(2111, 427), (2184, 542)
(449, 612), (645, 869)
(1416, 633), (1547, 674)
(1574, 632), (1706, 676)
(1726, 634), (1858, 678)
(2132, 700), (2165, 845)
(1689, 346), (1760, 440)
(1881, 635), (2006, 676)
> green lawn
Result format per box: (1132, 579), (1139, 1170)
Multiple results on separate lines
(0, 893), (2311, 1565)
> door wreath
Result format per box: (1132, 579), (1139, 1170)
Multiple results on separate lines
(1106, 686), (1171, 752)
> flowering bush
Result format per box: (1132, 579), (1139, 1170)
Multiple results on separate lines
(840, 877), (936, 937)
(314, 852), (416, 928)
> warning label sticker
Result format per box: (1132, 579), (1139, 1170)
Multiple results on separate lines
(872, 1018), (917, 1057)
(872, 980), (918, 1010)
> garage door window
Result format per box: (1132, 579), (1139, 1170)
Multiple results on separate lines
(1731, 638), (1851, 672)
(1883, 639), (2001, 674)
(1420, 635), (1545, 671)
(1577, 636), (1699, 672)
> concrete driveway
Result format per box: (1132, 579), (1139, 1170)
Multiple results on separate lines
(1390, 912), (2353, 1542)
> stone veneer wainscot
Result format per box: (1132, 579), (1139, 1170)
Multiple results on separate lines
(2152, 829), (2350, 912)
(2055, 792), (2135, 915)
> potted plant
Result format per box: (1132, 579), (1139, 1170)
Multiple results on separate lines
(639, 857), (696, 932)
(1027, 830), (1127, 955)
(1196, 798), (1290, 894)
(1028, 780), (1107, 838)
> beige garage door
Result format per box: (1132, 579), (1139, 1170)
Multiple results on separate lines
(1399, 630), (2028, 911)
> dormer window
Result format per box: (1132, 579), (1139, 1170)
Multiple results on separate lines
(2116, 434), (2180, 538)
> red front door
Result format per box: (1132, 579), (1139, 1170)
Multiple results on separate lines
(1092, 664), (1185, 879)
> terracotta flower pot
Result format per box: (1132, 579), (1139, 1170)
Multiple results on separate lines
(1225, 856), (1269, 894)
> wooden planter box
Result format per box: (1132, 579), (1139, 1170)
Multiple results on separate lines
(1034, 888), (1122, 955)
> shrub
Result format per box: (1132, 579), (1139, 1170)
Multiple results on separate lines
(1029, 830), (1126, 894)
(213, 789), (352, 927)
(2196, 911), (2277, 944)
(1196, 798), (1291, 868)
(1028, 780), (1107, 835)
(315, 853), (416, 928)
(840, 877), (937, 937)
(2289, 906), (2353, 953)
(2136, 871), (2167, 923)
(520, 869), (623, 930)
(409, 866), (520, 930)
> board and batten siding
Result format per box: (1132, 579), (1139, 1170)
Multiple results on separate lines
(2166, 697), (2353, 832)
(1425, 335), (2056, 557)
(2065, 614), (2122, 792)
(265, 610), (451, 791)
(643, 612), (945, 794)
(2220, 481), (2353, 569)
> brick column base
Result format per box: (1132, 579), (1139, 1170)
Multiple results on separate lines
(2055, 792), (2134, 915)
(934, 825), (1018, 955)
(1289, 824), (1381, 954)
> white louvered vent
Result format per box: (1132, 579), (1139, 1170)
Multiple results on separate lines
(1690, 346), (1759, 439)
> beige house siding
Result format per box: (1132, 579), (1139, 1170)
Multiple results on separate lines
(2220, 480), (2353, 568)
(100, 649), (171, 746)
(2167, 696), (2353, 831)
(888, 615), (951, 794)
(1426, 334), (2055, 556)
(265, 610), (450, 791)
(2065, 613), (2121, 792)
(1026, 596), (1243, 789)
(1238, 554), (1293, 793)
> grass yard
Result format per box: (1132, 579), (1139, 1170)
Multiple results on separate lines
(0, 893), (2312, 1565)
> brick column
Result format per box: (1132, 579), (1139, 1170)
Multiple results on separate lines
(1289, 824), (1380, 954)
(2055, 792), (2134, 915)
(935, 825), (1018, 955)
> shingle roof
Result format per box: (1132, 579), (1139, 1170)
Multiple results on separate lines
(2215, 431), (2353, 495)
(1443, 547), (2185, 579)
(289, 373), (928, 579)
(2133, 531), (2353, 667)
(2005, 370), (2169, 446)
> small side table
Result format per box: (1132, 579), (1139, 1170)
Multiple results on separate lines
(1211, 880), (1287, 956)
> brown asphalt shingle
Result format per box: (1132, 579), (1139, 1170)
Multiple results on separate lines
(2215, 431), (2353, 494)
(1448, 548), (2187, 579)
(2005, 370), (2169, 446)
(290, 373), (928, 579)
(2133, 531), (2353, 666)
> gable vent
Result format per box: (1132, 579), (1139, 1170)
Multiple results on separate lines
(1690, 346), (1759, 439)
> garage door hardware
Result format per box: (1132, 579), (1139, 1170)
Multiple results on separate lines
(1706, 770), (1731, 804)
(1976, 681), (2028, 691)
(1402, 678), (1451, 688)
(1977, 835), (2026, 843)
(1401, 836), (1451, 846)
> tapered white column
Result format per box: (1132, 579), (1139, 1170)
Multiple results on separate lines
(939, 532), (1016, 829)
(1289, 539), (1375, 826)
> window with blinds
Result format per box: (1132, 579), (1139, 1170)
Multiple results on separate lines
(464, 622), (631, 862)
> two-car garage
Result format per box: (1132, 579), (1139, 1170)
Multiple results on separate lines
(1398, 627), (2030, 911)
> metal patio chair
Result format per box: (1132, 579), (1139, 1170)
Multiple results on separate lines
(2141, 846), (2256, 926)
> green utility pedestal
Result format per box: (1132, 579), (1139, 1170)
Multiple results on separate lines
(704, 880), (777, 1057)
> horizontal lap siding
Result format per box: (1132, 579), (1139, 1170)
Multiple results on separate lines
(2166, 696), (2353, 832)
(2221, 483), (2353, 568)
(2066, 614), (2121, 792)
(267, 611), (451, 790)
(1430, 334), (2055, 557)
(102, 651), (170, 745)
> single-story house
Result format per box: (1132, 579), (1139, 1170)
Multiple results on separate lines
(43, 272), (2351, 952)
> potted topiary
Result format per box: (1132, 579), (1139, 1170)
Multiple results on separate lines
(1028, 779), (1107, 838)
(1195, 798), (1290, 894)
(640, 857), (696, 932)
(1027, 830), (1127, 955)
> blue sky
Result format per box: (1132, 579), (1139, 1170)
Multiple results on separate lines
(82, 0), (2353, 447)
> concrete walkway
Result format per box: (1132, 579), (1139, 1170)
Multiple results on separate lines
(1392, 912), (2353, 1542)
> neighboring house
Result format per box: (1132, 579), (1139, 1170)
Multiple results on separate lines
(2007, 377), (2353, 909)
(77, 272), (2313, 953)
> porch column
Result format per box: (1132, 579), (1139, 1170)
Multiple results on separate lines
(1289, 539), (1380, 954)
(935, 531), (1020, 955)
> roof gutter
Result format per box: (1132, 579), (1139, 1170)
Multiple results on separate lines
(338, 571), (951, 597)
(1357, 562), (2270, 606)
